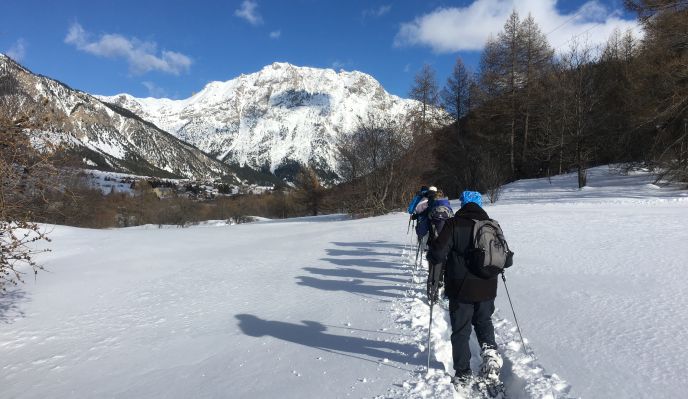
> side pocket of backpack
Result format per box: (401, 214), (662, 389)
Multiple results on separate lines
(504, 250), (514, 268)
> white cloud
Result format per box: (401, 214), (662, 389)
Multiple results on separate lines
(235, 0), (263, 26)
(142, 81), (168, 98)
(394, 0), (642, 53)
(363, 5), (392, 18)
(64, 23), (192, 75)
(6, 38), (27, 62)
(269, 30), (281, 39)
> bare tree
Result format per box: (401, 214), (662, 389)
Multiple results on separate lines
(475, 12), (554, 177)
(0, 116), (58, 289)
(560, 40), (599, 188)
(625, 0), (688, 184)
(519, 14), (554, 169)
(481, 152), (509, 203)
(336, 115), (414, 215)
(441, 57), (472, 135)
(501, 10), (522, 175)
(409, 64), (440, 137)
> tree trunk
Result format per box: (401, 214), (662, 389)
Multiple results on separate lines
(522, 109), (530, 165)
(558, 126), (565, 175)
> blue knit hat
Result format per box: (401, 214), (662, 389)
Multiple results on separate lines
(460, 191), (482, 208)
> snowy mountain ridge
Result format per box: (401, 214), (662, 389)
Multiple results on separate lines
(98, 62), (420, 177)
(0, 53), (243, 182)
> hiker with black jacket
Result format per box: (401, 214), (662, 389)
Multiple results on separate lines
(426, 191), (503, 389)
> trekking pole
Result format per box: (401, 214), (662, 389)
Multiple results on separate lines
(427, 297), (434, 373)
(407, 218), (412, 235)
(501, 272), (530, 356)
(426, 262), (443, 373)
(415, 240), (422, 268)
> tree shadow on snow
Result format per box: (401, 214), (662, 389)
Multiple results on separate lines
(331, 241), (407, 250)
(326, 241), (407, 261)
(235, 314), (438, 370)
(0, 288), (29, 324)
(320, 256), (402, 270)
(303, 266), (407, 284)
(297, 240), (409, 299)
(325, 248), (399, 258)
(296, 276), (404, 299)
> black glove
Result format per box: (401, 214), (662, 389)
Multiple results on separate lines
(426, 262), (444, 304)
(411, 213), (418, 221)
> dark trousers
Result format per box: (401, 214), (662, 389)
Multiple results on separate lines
(449, 298), (497, 373)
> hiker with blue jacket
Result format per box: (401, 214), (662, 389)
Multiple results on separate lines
(413, 187), (453, 244)
(411, 186), (434, 244)
(426, 191), (503, 389)
(424, 188), (453, 243)
(407, 186), (429, 219)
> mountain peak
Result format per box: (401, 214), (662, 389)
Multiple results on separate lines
(266, 61), (295, 70)
(100, 63), (417, 177)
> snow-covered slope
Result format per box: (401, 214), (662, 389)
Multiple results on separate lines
(2, 166), (687, 398)
(0, 54), (238, 181)
(99, 63), (419, 176)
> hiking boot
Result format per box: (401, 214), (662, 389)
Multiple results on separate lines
(479, 347), (503, 381)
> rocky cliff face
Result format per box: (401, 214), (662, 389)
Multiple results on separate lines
(0, 53), (240, 182)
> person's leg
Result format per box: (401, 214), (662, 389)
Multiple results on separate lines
(449, 298), (474, 375)
(472, 299), (503, 380)
(472, 299), (497, 350)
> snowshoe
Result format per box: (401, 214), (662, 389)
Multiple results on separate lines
(450, 371), (473, 395)
(479, 347), (503, 381)
(477, 347), (506, 398)
(473, 377), (506, 399)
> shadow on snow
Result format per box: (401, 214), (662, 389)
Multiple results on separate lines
(296, 240), (409, 300)
(235, 314), (438, 370)
(0, 288), (28, 324)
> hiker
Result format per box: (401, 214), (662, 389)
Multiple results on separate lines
(413, 187), (453, 248)
(411, 186), (435, 249)
(426, 191), (504, 388)
(406, 186), (429, 218)
(425, 188), (453, 246)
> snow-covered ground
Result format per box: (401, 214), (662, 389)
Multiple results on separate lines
(1, 166), (687, 398)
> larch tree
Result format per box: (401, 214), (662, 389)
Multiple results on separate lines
(409, 64), (440, 138)
(294, 166), (325, 216)
(440, 57), (472, 136)
(518, 14), (554, 170)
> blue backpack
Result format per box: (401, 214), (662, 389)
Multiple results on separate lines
(406, 188), (428, 214)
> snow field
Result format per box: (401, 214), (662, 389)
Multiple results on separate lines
(1, 216), (425, 398)
(487, 201), (688, 399)
(385, 236), (570, 399)
(1, 165), (687, 398)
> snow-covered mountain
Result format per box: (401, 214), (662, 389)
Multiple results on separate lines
(99, 63), (419, 178)
(0, 54), (243, 182)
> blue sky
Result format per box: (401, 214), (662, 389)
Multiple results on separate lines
(1, 0), (639, 99)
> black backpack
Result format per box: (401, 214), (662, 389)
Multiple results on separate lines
(428, 204), (453, 239)
(466, 219), (514, 279)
